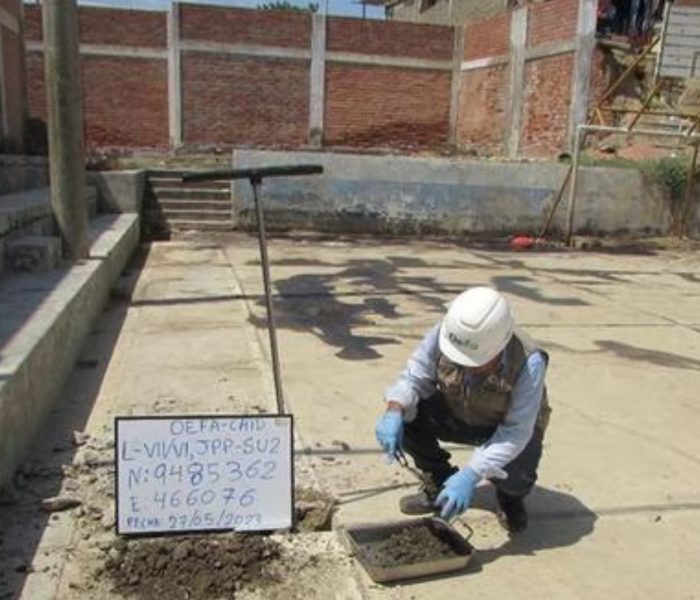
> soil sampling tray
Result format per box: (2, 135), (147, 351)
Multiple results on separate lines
(343, 516), (474, 584)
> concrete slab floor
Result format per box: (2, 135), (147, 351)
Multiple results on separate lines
(1, 232), (700, 599)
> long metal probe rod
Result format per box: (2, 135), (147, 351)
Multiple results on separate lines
(251, 176), (285, 415)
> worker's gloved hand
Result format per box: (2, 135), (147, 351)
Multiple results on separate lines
(375, 410), (403, 459)
(435, 467), (480, 520)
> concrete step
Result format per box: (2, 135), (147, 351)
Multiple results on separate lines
(3, 236), (61, 273)
(161, 208), (232, 221)
(150, 187), (230, 200)
(148, 179), (230, 192)
(167, 219), (234, 231)
(0, 186), (98, 240)
(148, 169), (230, 183)
(156, 199), (231, 211)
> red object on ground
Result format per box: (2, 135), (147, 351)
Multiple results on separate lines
(510, 235), (536, 251)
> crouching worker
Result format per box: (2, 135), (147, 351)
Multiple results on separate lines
(375, 287), (550, 533)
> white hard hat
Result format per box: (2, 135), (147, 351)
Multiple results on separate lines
(439, 287), (514, 367)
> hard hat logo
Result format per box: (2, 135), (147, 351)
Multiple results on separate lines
(448, 333), (479, 351)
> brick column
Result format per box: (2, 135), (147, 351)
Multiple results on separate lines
(168, 1), (182, 148)
(505, 7), (527, 159)
(308, 13), (326, 148)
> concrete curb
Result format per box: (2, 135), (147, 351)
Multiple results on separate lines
(0, 214), (139, 489)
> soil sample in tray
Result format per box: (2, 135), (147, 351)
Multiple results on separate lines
(359, 524), (460, 568)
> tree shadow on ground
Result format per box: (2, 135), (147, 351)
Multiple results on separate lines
(468, 484), (597, 568)
(546, 339), (700, 371)
(492, 275), (589, 306)
(247, 257), (469, 360)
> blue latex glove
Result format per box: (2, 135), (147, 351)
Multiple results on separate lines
(375, 411), (403, 458)
(435, 467), (480, 520)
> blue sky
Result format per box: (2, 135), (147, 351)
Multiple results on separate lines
(73, 0), (385, 18)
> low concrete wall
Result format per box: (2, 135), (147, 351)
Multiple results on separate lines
(87, 170), (146, 214)
(232, 150), (672, 236)
(0, 214), (139, 489)
(0, 156), (50, 196)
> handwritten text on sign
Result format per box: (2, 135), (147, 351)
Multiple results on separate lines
(115, 416), (293, 535)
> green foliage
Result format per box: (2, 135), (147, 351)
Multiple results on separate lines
(642, 156), (688, 203)
(258, 1), (319, 11)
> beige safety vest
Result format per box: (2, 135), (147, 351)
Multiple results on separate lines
(436, 330), (551, 433)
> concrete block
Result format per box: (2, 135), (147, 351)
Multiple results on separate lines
(88, 170), (146, 214)
(4, 236), (61, 273)
(0, 188), (53, 238)
(0, 156), (50, 196)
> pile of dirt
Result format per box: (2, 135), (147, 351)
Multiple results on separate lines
(105, 534), (281, 599)
(294, 487), (336, 532)
(360, 525), (459, 568)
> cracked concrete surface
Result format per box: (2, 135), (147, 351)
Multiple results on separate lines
(2, 233), (700, 599)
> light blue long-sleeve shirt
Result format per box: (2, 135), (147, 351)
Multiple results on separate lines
(385, 323), (546, 480)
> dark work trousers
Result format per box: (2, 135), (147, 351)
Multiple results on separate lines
(401, 392), (544, 498)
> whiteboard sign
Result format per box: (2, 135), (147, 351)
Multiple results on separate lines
(115, 415), (293, 535)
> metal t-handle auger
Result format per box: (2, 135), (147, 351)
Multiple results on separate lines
(183, 164), (324, 415)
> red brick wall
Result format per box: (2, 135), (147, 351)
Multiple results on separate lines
(24, 5), (168, 150)
(324, 64), (450, 149)
(21, 2), (590, 156)
(182, 53), (309, 147)
(82, 57), (167, 148)
(0, 0), (20, 17)
(464, 12), (510, 60)
(26, 52), (45, 121)
(676, 0), (700, 6)
(79, 8), (166, 48)
(458, 0), (585, 157)
(23, 5), (42, 42)
(521, 53), (574, 156)
(181, 5), (311, 48)
(457, 66), (508, 153)
(527, 0), (578, 47)
(327, 17), (453, 60)
(24, 5), (167, 47)
(459, 11), (511, 153)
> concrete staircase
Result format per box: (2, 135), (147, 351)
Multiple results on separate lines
(144, 170), (232, 238)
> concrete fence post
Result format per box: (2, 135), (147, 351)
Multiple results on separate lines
(568, 0), (597, 150)
(0, 28), (7, 138)
(168, 1), (182, 148)
(448, 26), (465, 148)
(43, 0), (90, 260)
(309, 12), (326, 148)
(506, 7), (528, 160)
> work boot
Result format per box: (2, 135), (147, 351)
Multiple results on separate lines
(399, 470), (454, 515)
(496, 491), (528, 534)
(399, 485), (438, 515)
